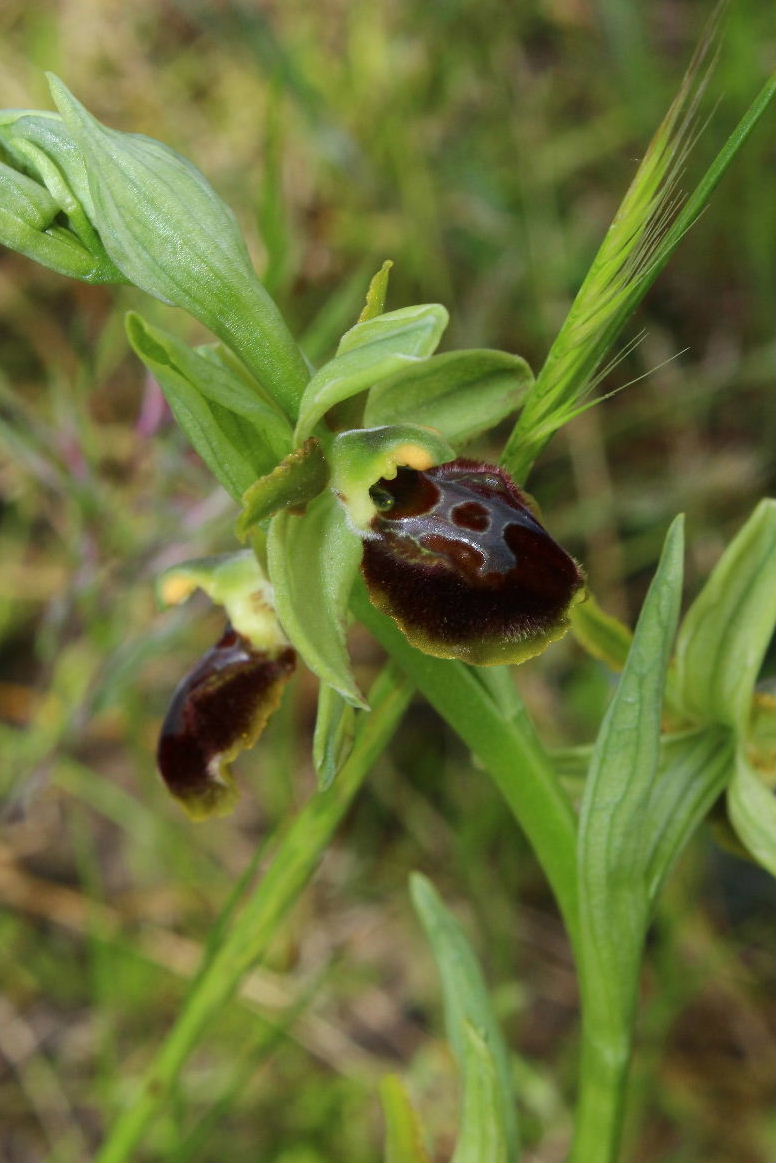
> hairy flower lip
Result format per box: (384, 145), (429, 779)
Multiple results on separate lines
(361, 459), (585, 666)
(157, 624), (296, 819)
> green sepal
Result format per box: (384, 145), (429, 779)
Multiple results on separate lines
(156, 550), (288, 652)
(673, 499), (776, 730)
(329, 424), (456, 530)
(313, 683), (357, 791)
(126, 312), (291, 499)
(364, 348), (532, 446)
(47, 75), (309, 415)
(294, 303), (449, 443)
(268, 491), (367, 708)
(237, 438), (330, 540)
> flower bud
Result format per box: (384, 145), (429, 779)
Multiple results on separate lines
(361, 459), (585, 665)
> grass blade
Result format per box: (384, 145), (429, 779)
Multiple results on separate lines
(380, 1074), (432, 1163)
(452, 1023), (511, 1163)
(411, 873), (519, 1163)
(96, 665), (412, 1163)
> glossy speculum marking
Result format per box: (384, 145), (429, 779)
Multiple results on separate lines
(362, 459), (585, 665)
(157, 625), (296, 818)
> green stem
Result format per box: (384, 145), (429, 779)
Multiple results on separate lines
(353, 587), (580, 949)
(568, 1013), (631, 1163)
(96, 665), (412, 1163)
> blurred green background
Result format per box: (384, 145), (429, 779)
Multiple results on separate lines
(0, 2), (773, 1161)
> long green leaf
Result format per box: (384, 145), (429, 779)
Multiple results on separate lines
(572, 517), (685, 1163)
(578, 516), (684, 1017)
(411, 873), (519, 1163)
(673, 499), (776, 730)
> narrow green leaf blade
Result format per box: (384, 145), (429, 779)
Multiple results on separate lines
(410, 873), (519, 1163)
(452, 1024), (511, 1163)
(268, 491), (366, 708)
(364, 349), (532, 445)
(578, 516), (684, 1016)
(673, 500), (776, 730)
(294, 304), (449, 442)
(727, 745), (776, 876)
(380, 1074), (431, 1163)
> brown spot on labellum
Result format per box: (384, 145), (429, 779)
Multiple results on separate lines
(361, 460), (585, 665)
(157, 624), (296, 818)
(451, 500), (490, 532)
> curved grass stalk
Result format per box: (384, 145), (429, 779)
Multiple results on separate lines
(96, 664), (412, 1163)
(502, 47), (774, 481)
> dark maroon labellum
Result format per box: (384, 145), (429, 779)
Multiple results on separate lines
(157, 624), (296, 818)
(361, 459), (585, 665)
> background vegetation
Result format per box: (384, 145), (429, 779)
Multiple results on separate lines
(0, 2), (773, 1161)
